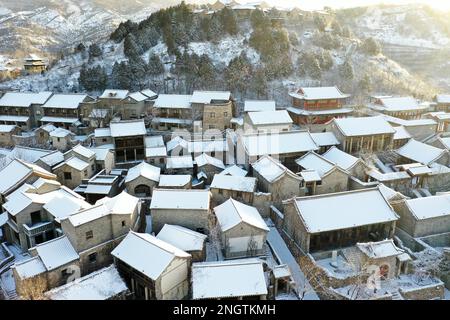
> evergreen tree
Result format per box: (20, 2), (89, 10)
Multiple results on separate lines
(79, 65), (107, 91)
(148, 54), (164, 75)
(88, 44), (102, 59)
(361, 37), (381, 56)
(359, 73), (372, 94)
(225, 53), (253, 95)
(339, 60), (354, 80)
(251, 67), (268, 99)
(318, 50), (334, 71)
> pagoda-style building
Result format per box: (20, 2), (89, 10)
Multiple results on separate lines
(287, 86), (352, 125)
(24, 54), (47, 74)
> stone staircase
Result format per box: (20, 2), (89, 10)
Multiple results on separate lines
(390, 290), (404, 300)
(341, 247), (362, 271)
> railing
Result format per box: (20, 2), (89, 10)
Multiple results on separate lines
(23, 221), (54, 237)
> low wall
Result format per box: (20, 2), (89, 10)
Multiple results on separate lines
(399, 281), (445, 300)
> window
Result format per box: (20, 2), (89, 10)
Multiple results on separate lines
(40, 132), (44, 137)
(159, 158), (164, 164)
(85, 230), (93, 240)
(57, 137), (61, 142)
(88, 252), (97, 263)
(102, 138), (107, 142)
(61, 269), (70, 277)
(210, 112), (215, 118)
(121, 220), (126, 227)
(223, 112), (228, 117)
(209, 125), (215, 129)
(64, 172), (72, 180)
(84, 170), (88, 176)
(91, 164), (95, 171)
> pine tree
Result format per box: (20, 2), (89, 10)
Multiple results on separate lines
(88, 44), (102, 59)
(361, 37), (381, 56)
(339, 60), (354, 81)
(251, 67), (268, 99)
(148, 54), (164, 75)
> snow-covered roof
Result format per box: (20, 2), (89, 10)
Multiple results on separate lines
(0, 91), (52, 107)
(322, 146), (361, 171)
(214, 198), (269, 232)
(166, 155), (193, 169)
(150, 189), (210, 210)
(54, 157), (89, 171)
(109, 120), (146, 137)
(111, 232), (190, 280)
(141, 89), (158, 99)
(43, 94), (88, 109)
(405, 194), (450, 220)
(153, 94), (192, 109)
(43, 195), (91, 221)
(210, 175), (256, 192)
(252, 155), (299, 183)
(190, 91), (231, 104)
(49, 127), (73, 138)
(289, 86), (350, 100)
(35, 236), (79, 271)
(219, 165), (248, 177)
(357, 239), (405, 259)
(0, 212), (7, 227)
(377, 184), (405, 201)
(436, 94), (450, 104)
(127, 92), (148, 102)
(70, 144), (95, 159)
(396, 139), (447, 165)
(39, 123), (57, 133)
(94, 128), (111, 138)
(247, 110), (293, 125)
(0, 117), (28, 127)
(41, 116), (80, 124)
(45, 265), (128, 300)
(38, 151), (64, 167)
(240, 130), (318, 157)
(366, 169), (410, 182)
(145, 135), (164, 148)
(146, 146), (167, 158)
(195, 153), (225, 169)
(0, 159), (55, 194)
(13, 257), (46, 280)
(333, 116), (395, 137)
(382, 114), (437, 127)
(87, 147), (111, 161)
(188, 140), (229, 153)
(310, 132), (340, 147)
(393, 126), (412, 140)
(287, 106), (353, 116)
(291, 187), (398, 233)
(0, 124), (17, 133)
(98, 191), (140, 215)
(6, 146), (53, 163)
(166, 136), (189, 152)
(99, 89), (129, 100)
(370, 96), (426, 112)
(299, 170), (322, 182)
(158, 175), (191, 187)
(244, 100), (276, 112)
(125, 161), (160, 183)
(67, 204), (110, 226)
(157, 224), (207, 252)
(296, 152), (339, 177)
(192, 260), (267, 299)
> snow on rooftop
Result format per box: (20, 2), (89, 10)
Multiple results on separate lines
(396, 139), (447, 165)
(333, 116), (395, 137)
(214, 198), (269, 232)
(244, 100), (276, 112)
(219, 165), (248, 177)
(241, 130), (318, 157)
(71, 144), (95, 159)
(41, 116), (80, 124)
(406, 194), (450, 220)
(67, 204), (110, 226)
(43, 195), (91, 221)
(393, 126), (412, 140)
(99, 89), (129, 100)
(296, 152), (337, 177)
(125, 161), (160, 183)
(436, 95), (450, 104)
(35, 236), (79, 271)
(210, 175), (256, 192)
(13, 256), (46, 280)
(153, 94), (192, 109)
(141, 89), (157, 99)
(111, 232), (190, 280)
(192, 260), (267, 299)
(158, 174), (191, 187)
(45, 265), (127, 300)
(0, 91), (52, 107)
(0, 124), (16, 132)
(195, 153), (225, 169)
(38, 151), (64, 167)
(247, 110), (293, 125)
(127, 92), (148, 102)
(84, 184), (112, 195)
(0, 159), (34, 194)
(94, 127), (111, 138)
(110, 120), (146, 137)
(188, 140), (229, 153)
(7, 146), (53, 163)
(299, 170), (322, 182)
(289, 86), (350, 100)
(322, 146), (360, 171)
(146, 146), (167, 158)
(87, 147), (111, 161)
(166, 155), (193, 169)
(252, 155), (297, 183)
(49, 127), (73, 138)
(357, 239), (405, 259)
(98, 191), (139, 215)
(166, 136), (189, 152)
(190, 91), (231, 104)
(43, 94), (88, 109)
(293, 188), (398, 233)
(145, 135), (164, 148)
(150, 189), (210, 210)
(156, 224), (207, 252)
(372, 96), (425, 112)
(56, 157), (89, 171)
(310, 132), (340, 147)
